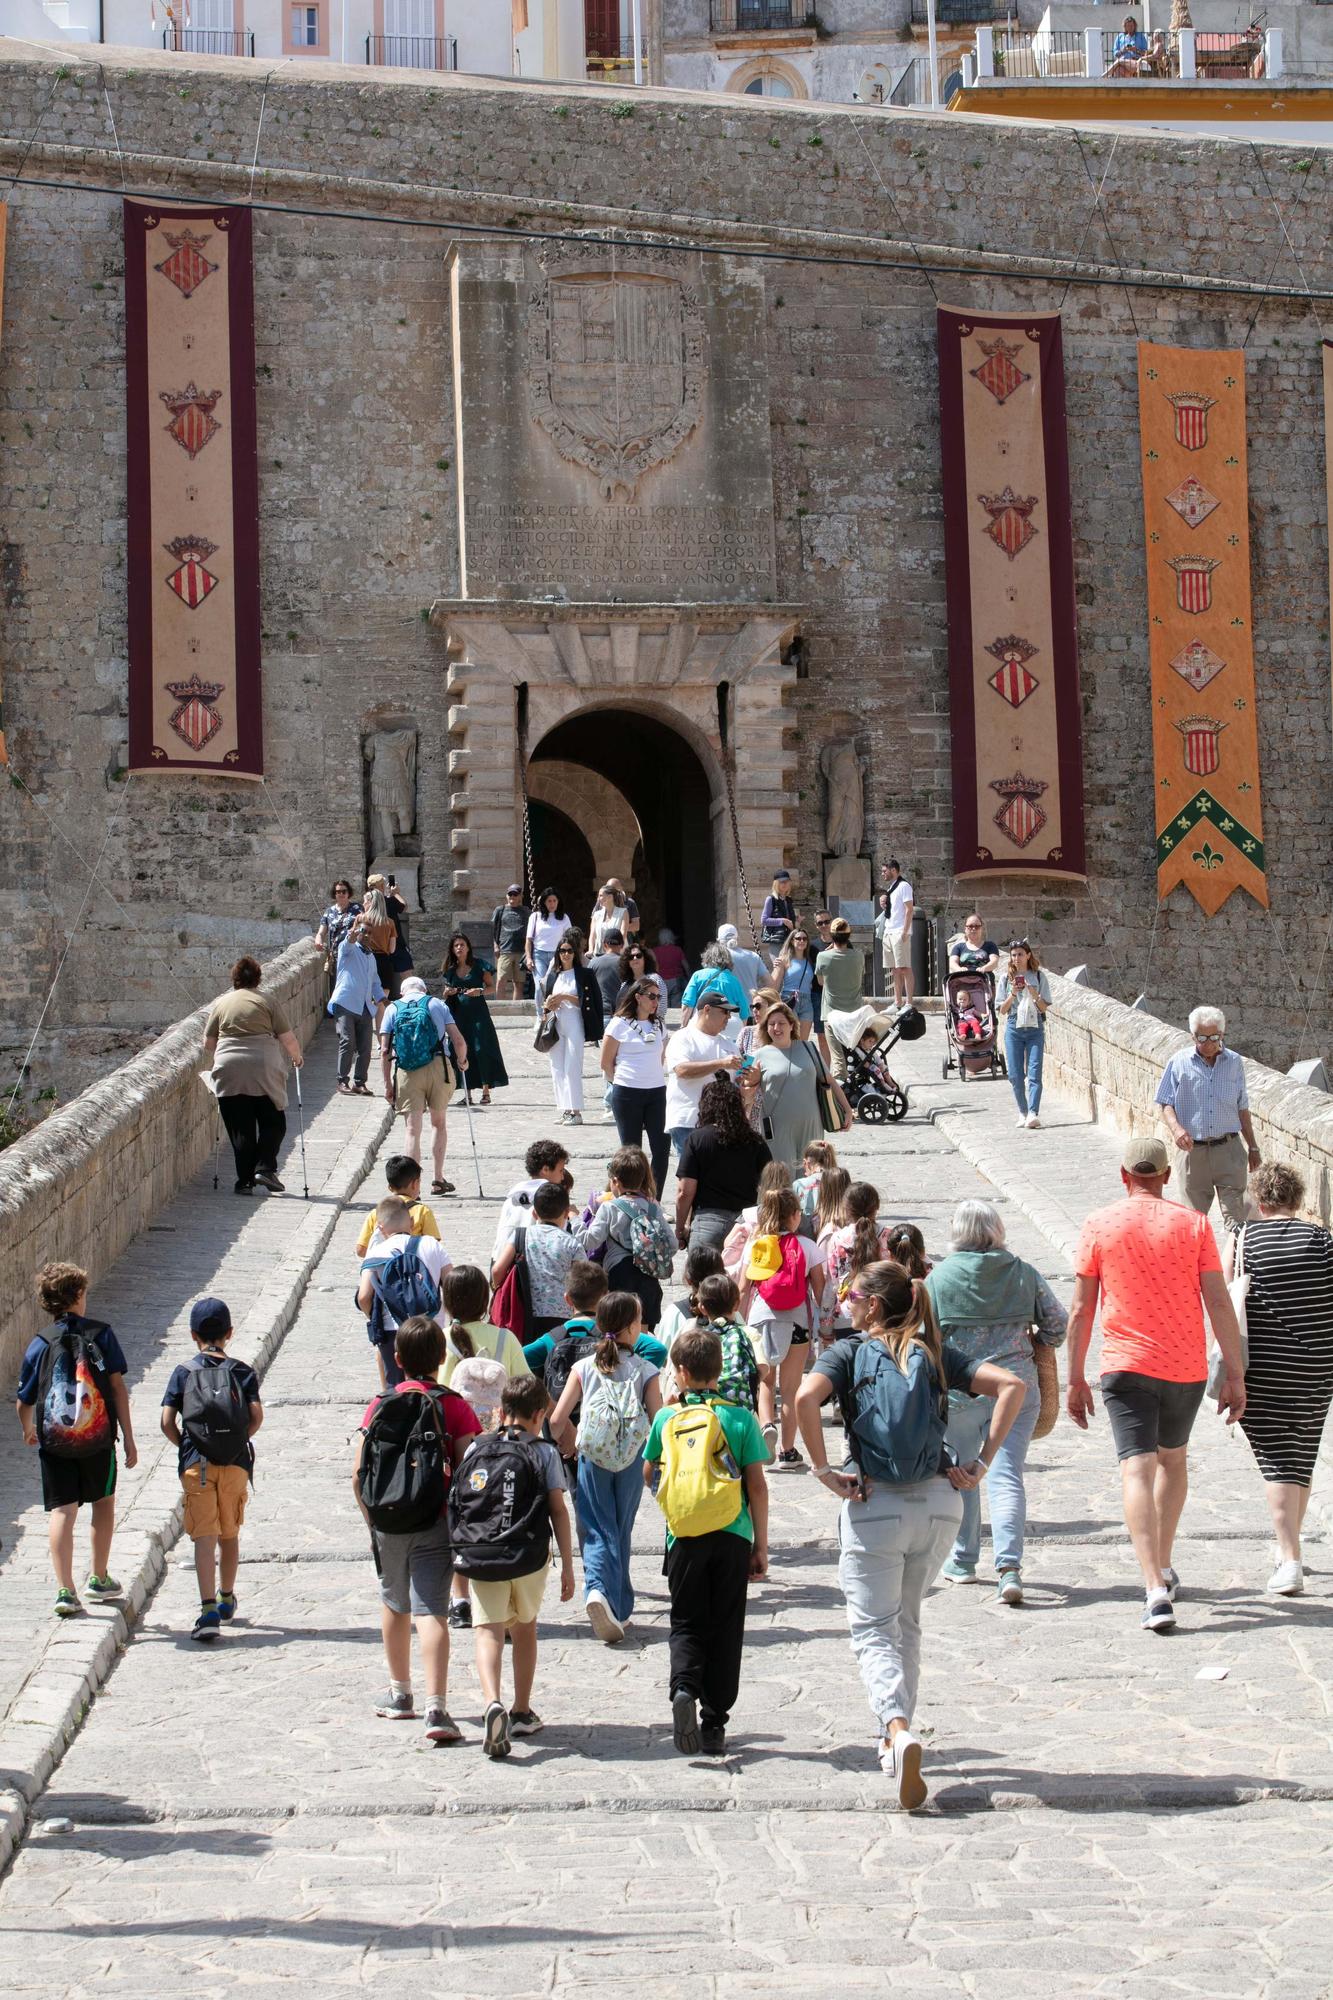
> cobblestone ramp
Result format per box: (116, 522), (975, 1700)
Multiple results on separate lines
(1, 1019), (1330, 1998)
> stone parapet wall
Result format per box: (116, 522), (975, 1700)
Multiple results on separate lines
(0, 939), (326, 1388)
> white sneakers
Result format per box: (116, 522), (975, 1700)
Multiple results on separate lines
(1026, 1113), (1041, 1129)
(585, 1589), (625, 1644)
(1267, 1559), (1304, 1597)
(879, 1730), (928, 1810)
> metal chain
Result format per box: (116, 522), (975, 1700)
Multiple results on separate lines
(718, 688), (760, 949)
(516, 690), (536, 908)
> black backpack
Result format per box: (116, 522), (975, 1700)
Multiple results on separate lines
(544, 1329), (601, 1403)
(181, 1352), (253, 1469)
(448, 1428), (552, 1581)
(35, 1319), (116, 1460)
(358, 1389), (449, 1534)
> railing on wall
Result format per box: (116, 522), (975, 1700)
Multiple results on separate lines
(365, 34), (459, 69)
(161, 27), (255, 54)
(710, 0), (817, 30)
(586, 37), (648, 79)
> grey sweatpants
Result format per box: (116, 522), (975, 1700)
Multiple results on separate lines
(837, 1478), (963, 1731)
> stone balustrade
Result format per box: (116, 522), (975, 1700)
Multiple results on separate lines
(0, 939), (327, 1387)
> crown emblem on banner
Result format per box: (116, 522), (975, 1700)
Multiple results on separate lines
(1174, 714), (1227, 778)
(977, 487), (1040, 561)
(970, 336), (1030, 406)
(160, 383), (223, 460)
(1164, 391), (1217, 451)
(153, 228), (219, 299)
(163, 534), (220, 609)
(983, 634), (1041, 708)
(165, 674), (225, 752)
(990, 770), (1049, 849)
(1165, 553), (1222, 615)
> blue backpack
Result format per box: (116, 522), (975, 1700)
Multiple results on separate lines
(366, 1240), (441, 1339)
(391, 996), (442, 1073)
(847, 1340), (948, 1486)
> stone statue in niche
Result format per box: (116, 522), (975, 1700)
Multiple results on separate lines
(365, 729), (417, 857)
(820, 739), (868, 859)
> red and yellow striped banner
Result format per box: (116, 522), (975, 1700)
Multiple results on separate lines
(1139, 343), (1265, 914)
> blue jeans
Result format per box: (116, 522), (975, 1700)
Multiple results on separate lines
(945, 1375), (1040, 1574)
(575, 1455), (645, 1624)
(532, 949), (554, 1017)
(1005, 1023), (1044, 1118)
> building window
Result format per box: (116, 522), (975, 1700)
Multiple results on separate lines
(743, 73), (794, 94)
(291, 4), (319, 46)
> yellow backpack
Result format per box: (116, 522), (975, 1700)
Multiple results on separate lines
(655, 1401), (743, 1539)
(745, 1232), (784, 1284)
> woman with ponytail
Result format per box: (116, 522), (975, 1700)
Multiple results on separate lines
(822, 1182), (893, 1343)
(883, 1223), (930, 1281)
(549, 1291), (662, 1645)
(795, 1261), (1024, 1810)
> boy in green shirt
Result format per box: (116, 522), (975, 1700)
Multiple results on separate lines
(643, 1327), (768, 1757)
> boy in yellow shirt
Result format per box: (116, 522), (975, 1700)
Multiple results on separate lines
(355, 1154), (440, 1257)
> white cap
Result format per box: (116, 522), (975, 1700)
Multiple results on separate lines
(716, 923), (740, 944)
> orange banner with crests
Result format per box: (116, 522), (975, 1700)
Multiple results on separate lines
(0, 202), (8, 768)
(1139, 342), (1266, 914)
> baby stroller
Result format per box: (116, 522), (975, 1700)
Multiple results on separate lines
(844, 1005), (926, 1123)
(942, 972), (1006, 1082)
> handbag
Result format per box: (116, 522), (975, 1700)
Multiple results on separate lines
(1207, 1224), (1250, 1398)
(810, 1043), (844, 1135)
(1031, 1336), (1059, 1439)
(534, 1009), (560, 1055)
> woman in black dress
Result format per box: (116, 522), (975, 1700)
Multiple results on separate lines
(1223, 1161), (1333, 1596)
(440, 931), (509, 1107)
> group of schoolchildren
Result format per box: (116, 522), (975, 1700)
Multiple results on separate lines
(15, 1123), (964, 1794)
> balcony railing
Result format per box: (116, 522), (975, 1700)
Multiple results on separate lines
(365, 34), (458, 69)
(586, 36), (647, 78)
(993, 28), (1085, 76)
(710, 1), (817, 32)
(161, 27), (254, 54)
(888, 51), (962, 105)
(909, 0), (997, 23)
(971, 23), (1283, 82)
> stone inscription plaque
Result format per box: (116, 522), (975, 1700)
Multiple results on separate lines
(451, 242), (777, 604)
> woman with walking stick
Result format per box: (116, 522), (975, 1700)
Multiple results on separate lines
(203, 956), (303, 1196)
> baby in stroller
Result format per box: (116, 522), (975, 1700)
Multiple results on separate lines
(953, 983), (990, 1043)
(855, 1024), (901, 1093)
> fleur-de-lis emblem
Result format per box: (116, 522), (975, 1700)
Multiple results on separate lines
(1230, 617), (1245, 628)
(1177, 815), (1190, 830)
(1238, 781), (1253, 793)
(1220, 816), (1234, 831)
(1225, 455), (1239, 466)
(1192, 842), (1224, 872)
(1147, 448), (1160, 461)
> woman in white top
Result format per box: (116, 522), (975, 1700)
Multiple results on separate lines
(600, 978), (670, 1194)
(525, 887), (570, 1016)
(589, 883), (631, 958)
(995, 938), (1052, 1131)
(540, 933), (604, 1124)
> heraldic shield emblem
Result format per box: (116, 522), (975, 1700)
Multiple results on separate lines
(165, 675), (224, 752)
(1175, 714), (1226, 778)
(528, 271), (705, 500)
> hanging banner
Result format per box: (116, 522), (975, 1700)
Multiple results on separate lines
(124, 199), (262, 776)
(938, 306), (1086, 882)
(1324, 341), (1333, 745)
(1139, 343), (1265, 913)
(0, 200), (8, 768)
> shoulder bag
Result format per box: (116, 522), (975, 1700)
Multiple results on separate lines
(808, 1041), (846, 1136)
(534, 976), (560, 1053)
(1030, 1336), (1060, 1439)
(1207, 1223), (1250, 1399)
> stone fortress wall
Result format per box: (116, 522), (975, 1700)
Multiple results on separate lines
(0, 42), (1330, 1092)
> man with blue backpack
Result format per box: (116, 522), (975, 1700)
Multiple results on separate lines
(357, 1195), (452, 1389)
(795, 1260), (1025, 1812)
(378, 974), (469, 1198)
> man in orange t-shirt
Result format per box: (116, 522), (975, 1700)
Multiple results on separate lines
(1065, 1135), (1245, 1634)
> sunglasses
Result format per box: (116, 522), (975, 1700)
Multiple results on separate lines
(1195, 1032), (1223, 1044)
(558, 946), (575, 955)
(629, 950), (645, 958)
(1008, 938), (1031, 951)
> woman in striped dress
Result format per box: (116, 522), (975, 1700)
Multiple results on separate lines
(1223, 1162), (1333, 1597)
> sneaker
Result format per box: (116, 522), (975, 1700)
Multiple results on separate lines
(375, 1687), (417, 1720)
(672, 1689), (702, 1755)
(192, 1605), (222, 1643)
(483, 1699), (511, 1760)
(585, 1589), (625, 1645)
(509, 1709), (544, 1736)
(233, 1181), (253, 1196)
(560, 1111), (572, 1124)
(1026, 1114), (1041, 1130)
(997, 1568), (1024, 1606)
(1161, 1566), (1180, 1602)
(255, 1169), (285, 1193)
(881, 1730), (927, 1810)
(85, 1573), (123, 1602)
(760, 1421), (779, 1454)
(53, 1587), (82, 1619)
(448, 1597), (472, 1630)
(568, 1111), (583, 1125)
(1142, 1591), (1175, 1633)
(216, 1592), (237, 1623)
(940, 1558), (977, 1584)
(1267, 1559), (1305, 1596)
(1015, 1115), (1029, 1129)
(423, 1704), (462, 1744)
(336, 1080), (353, 1095)
(699, 1724), (727, 1756)
(773, 1448), (804, 1473)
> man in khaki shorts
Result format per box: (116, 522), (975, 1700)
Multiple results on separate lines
(492, 883), (529, 1001)
(379, 975), (469, 1196)
(880, 859), (915, 1007)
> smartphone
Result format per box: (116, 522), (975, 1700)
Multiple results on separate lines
(738, 1054), (755, 1072)
(388, 873), (397, 888)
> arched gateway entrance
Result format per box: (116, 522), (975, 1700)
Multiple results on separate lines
(429, 601), (801, 950)
(529, 710), (716, 956)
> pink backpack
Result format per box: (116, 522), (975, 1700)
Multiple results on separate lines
(756, 1235), (809, 1314)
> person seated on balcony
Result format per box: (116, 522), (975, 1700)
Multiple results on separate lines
(1107, 15), (1148, 74)
(1137, 29), (1171, 73)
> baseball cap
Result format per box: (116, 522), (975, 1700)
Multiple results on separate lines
(1121, 1134), (1169, 1176)
(716, 923), (740, 944)
(506, 883), (522, 895)
(189, 1295), (232, 1340)
(400, 975), (428, 998)
(697, 988), (738, 1013)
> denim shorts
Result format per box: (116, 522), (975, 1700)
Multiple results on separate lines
(373, 1516), (453, 1616)
(1100, 1372), (1206, 1461)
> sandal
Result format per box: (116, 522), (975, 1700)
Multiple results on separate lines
(480, 1089), (491, 1106)
(352, 1082), (372, 1096)
(431, 1178), (455, 1196)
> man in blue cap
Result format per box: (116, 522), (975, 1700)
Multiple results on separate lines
(161, 1297), (264, 1642)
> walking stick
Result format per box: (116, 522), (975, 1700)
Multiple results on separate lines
(458, 1065), (485, 1200)
(293, 1064), (310, 1200)
(201, 1071), (223, 1190)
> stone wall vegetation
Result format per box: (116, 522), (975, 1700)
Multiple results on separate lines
(0, 936), (325, 1387)
(0, 45), (1330, 1078)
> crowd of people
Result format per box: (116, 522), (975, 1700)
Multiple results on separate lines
(15, 865), (1333, 1812)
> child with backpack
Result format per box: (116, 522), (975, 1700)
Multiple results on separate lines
(353, 1315), (481, 1742)
(580, 1146), (678, 1331)
(354, 1153), (441, 1258)
(16, 1262), (138, 1619)
(530, 1260), (607, 1386)
(794, 1261), (1024, 1810)
(357, 1195), (451, 1388)
(741, 1187), (826, 1470)
(792, 1140), (839, 1230)
(449, 1375), (575, 1761)
(691, 1274), (769, 1416)
(434, 1264), (532, 1634)
(549, 1291), (663, 1644)
(823, 1182), (894, 1343)
(643, 1326), (769, 1756)
(721, 1160), (794, 1279)
(656, 1245), (725, 1358)
(160, 1295), (263, 1641)
(491, 1181), (584, 1340)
